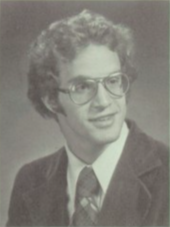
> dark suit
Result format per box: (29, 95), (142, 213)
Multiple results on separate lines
(7, 120), (169, 226)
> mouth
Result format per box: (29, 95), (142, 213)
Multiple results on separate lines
(89, 113), (115, 122)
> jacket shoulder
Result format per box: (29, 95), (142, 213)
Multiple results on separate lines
(14, 148), (64, 192)
(127, 119), (169, 166)
(144, 133), (169, 168)
(126, 119), (169, 179)
(6, 148), (65, 226)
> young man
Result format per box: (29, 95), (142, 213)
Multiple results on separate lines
(7, 10), (169, 226)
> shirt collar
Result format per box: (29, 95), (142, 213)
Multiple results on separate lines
(65, 122), (129, 193)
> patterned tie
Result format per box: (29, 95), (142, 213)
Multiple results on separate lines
(71, 167), (100, 226)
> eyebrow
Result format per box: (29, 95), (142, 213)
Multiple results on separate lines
(68, 70), (122, 83)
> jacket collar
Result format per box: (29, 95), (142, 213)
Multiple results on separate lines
(23, 120), (162, 226)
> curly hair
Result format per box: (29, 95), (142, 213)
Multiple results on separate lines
(27, 9), (136, 119)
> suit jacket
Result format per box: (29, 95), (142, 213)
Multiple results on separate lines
(7, 120), (169, 226)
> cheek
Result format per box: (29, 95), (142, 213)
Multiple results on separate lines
(112, 95), (126, 108)
(60, 95), (89, 123)
(117, 98), (127, 116)
(121, 99), (127, 110)
(67, 106), (89, 124)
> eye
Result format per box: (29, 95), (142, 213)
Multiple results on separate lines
(107, 76), (121, 85)
(71, 81), (92, 93)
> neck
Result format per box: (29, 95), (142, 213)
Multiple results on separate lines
(66, 139), (108, 164)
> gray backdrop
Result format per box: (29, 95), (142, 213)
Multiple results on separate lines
(0, 1), (169, 226)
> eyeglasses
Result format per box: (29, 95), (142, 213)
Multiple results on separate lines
(57, 73), (130, 105)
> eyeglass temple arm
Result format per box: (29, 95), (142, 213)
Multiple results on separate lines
(57, 87), (69, 94)
(49, 72), (69, 94)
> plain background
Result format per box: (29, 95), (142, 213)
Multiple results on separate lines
(0, 1), (169, 226)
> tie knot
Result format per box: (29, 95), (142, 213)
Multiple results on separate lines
(76, 167), (99, 198)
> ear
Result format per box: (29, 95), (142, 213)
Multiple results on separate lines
(42, 96), (58, 114)
(42, 96), (67, 117)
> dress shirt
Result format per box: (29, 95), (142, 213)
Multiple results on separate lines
(65, 122), (129, 219)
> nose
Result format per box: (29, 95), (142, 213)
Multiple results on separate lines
(92, 83), (113, 109)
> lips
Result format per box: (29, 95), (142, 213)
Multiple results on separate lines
(89, 113), (115, 128)
(89, 113), (115, 122)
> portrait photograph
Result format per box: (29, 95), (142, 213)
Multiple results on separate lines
(0, 1), (169, 226)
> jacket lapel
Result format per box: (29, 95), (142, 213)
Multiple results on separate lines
(23, 149), (69, 226)
(98, 120), (162, 226)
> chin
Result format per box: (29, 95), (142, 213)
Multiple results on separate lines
(91, 131), (121, 145)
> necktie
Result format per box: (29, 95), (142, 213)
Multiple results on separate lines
(71, 167), (100, 226)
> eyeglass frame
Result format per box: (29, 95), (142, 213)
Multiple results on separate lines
(51, 72), (130, 105)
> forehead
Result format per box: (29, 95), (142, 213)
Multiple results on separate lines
(59, 44), (121, 84)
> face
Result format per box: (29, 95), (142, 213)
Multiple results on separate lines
(56, 44), (127, 147)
